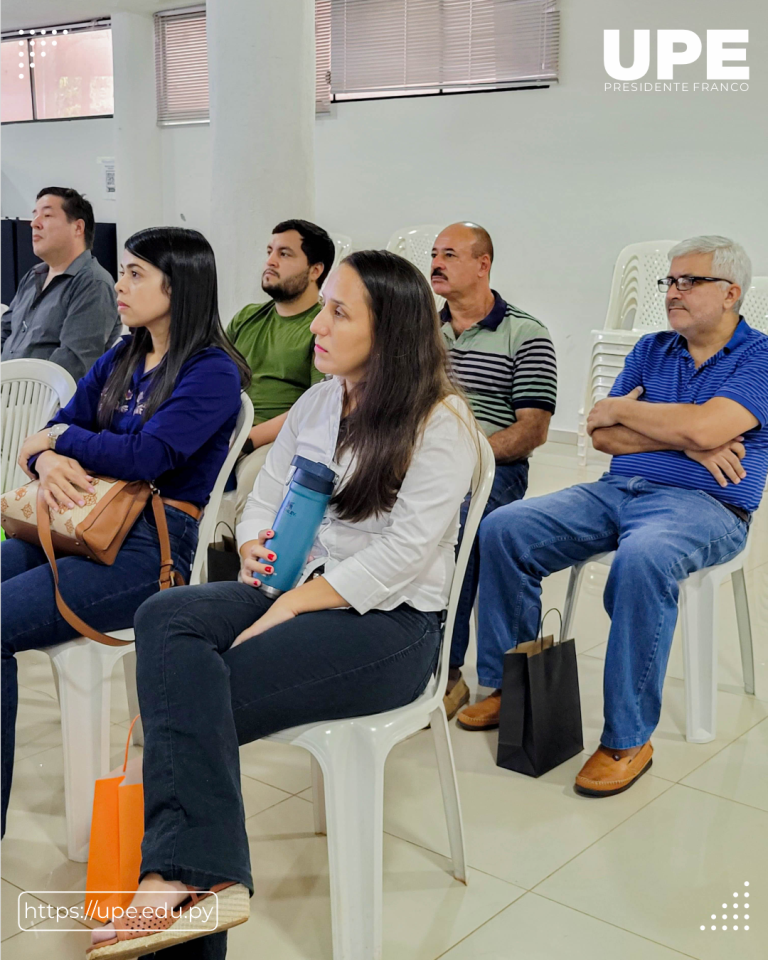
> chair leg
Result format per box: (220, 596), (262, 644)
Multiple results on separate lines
(310, 754), (326, 835)
(47, 640), (127, 861)
(680, 573), (719, 744)
(430, 703), (467, 883)
(314, 730), (386, 960)
(122, 650), (144, 746)
(732, 568), (755, 696)
(561, 563), (587, 642)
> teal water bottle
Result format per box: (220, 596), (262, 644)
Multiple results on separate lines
(259, 456), (336, 598)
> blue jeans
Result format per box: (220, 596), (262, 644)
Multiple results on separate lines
(449, 459), (528, 672)
(0, 505), (198, 836)
(477, 474), (749, 748)
(132, 581), (442, 947)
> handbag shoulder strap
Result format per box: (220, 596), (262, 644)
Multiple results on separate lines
(37, 487), (181, 647)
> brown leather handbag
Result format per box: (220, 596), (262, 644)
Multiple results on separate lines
(1, 477), (189, 647)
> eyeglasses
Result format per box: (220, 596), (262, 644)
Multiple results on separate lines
(657, 275), (733, 293)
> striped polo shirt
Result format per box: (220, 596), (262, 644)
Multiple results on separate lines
(440, 292), (557, 438)
(609, 319), (768, 512)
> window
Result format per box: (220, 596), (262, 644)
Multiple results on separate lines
(154, 8), (209, 125)
(1, 38), (33, 122)
(1, 22), (114, 123)
(150, 0), (557, 126)
(328, 0), (560, 101)
(154, 5), (333, 123)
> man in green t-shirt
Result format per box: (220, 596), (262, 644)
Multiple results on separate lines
(227, 219), (336, 516)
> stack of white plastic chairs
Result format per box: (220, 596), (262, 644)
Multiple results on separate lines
(386, 224), (444, 308)
(577, 240), (679, 466)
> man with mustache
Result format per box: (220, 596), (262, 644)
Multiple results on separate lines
(227, 220), (335, 518)
(2, 187), (120, 380)
(431, 222), (557, 720)
(469, 236), (767, 797)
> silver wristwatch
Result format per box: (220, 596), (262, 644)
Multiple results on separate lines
(47, 423), (70, 450)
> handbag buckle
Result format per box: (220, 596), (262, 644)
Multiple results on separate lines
(158, 559), (175, 589)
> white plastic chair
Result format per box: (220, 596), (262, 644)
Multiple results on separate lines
(742, 277), (768, 334)
(44, 393), (253, 861)
(561, 523), (756, 745)
(264, 433), (495, 960)
(386, 224), (445, 309)
(1, 358), (77, 492)
(604, 240), (679, 332)
(330, 233), (353, 262)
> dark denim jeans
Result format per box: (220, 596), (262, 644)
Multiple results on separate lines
(449, 459), (528, 672)
(478, 474), (749, 746)
(133, 581), (442, 957)
(0, 505), (198, 836)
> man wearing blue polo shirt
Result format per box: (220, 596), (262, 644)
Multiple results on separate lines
(469, 236), (767, 796)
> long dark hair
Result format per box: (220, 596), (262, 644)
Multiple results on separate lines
(97, 227), (250, 428)
(332, 249), (464, 522)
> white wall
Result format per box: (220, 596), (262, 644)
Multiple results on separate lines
(3, 0), (766, 432)
(1, 121), (211, 233)
(1, 117), (115, 222)
(160, 125), (212, 237)
(313, 0), (768, 432)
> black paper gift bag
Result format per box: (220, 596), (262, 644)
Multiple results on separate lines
(496, 610), (584, 778)
(207, 521), (241, 582)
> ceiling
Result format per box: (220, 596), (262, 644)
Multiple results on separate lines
(1, 0), (190, 32)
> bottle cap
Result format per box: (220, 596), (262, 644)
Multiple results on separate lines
(290, 455), (336, 495)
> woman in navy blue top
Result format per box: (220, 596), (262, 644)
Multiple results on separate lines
(1, 227), (249, 836)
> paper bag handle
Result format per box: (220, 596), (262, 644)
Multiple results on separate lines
(123, 715), (141, 773)
(538, 607), (564, 645)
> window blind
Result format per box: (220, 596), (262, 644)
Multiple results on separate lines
(316, 0), (332, 112)
(330, 0), (560, 100)
(154, 7), (209, 125)
(154, 4), (335, 122)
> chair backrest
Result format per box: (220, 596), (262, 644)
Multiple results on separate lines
(386, 225), (445, 309)
(743, 277), (768, 334)
(604, 240), (679, 332)
(1, 358), (77, 492)
(436, 430), (496, 694)
(188, 392), (254, 585)
(386, 225), (442, 278)
(330, 233), (353, 263)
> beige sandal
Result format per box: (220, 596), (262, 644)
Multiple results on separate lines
(85, 882), (249, 959)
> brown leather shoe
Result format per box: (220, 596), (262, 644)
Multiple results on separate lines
(574, 742), (653, 797)
(456, 690), (502, 730)
(443, 676), (470, 721)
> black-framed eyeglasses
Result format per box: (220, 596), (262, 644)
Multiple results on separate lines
(657, 276), (733, 293)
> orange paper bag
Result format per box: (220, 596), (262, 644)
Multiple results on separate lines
(85, 716), (145, 919)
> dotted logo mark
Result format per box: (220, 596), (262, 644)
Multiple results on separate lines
(700, 882), (750, 932)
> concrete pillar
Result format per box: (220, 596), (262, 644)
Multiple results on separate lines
(111, 12), (164, 250)
(208, 0), (316, 321)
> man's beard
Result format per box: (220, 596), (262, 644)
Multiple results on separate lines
(262, 268), (312, 302)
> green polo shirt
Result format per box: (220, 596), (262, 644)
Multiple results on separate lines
(226, 300), (325, 425)
(440, 291), (557, 437)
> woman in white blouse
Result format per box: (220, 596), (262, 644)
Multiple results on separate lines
(89, 250), (478, 959)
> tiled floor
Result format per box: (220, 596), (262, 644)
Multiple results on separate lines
(3, 442), (767, 958)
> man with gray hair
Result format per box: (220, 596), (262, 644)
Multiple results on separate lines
(459, 236), (768, 797)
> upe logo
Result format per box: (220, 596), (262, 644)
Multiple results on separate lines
(604, 29), (749, 80)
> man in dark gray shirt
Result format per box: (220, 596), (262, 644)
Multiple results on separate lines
(1, 187), (121, 381)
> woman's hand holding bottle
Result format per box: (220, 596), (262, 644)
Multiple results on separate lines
(238, 529), (276, 588)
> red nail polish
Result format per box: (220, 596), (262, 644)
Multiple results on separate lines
(265, 566), (273, 574)
(268, 553), (276, 561)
